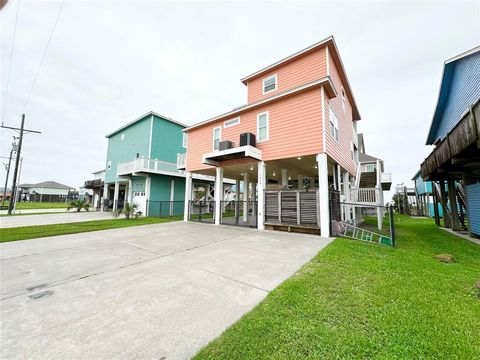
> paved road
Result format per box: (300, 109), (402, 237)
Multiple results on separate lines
(0, 211), (113, 228)
(0, 222), (332, 359)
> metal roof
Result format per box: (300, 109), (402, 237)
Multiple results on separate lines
(19, 181), (74, 190)
(240, 35), (361, 121)
(426, 45), (480, 145)
(105, 111), (188, 138)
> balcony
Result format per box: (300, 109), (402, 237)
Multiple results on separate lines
(349, 187), (381, 206)
(203, 145), (262, 166)
(381, 173), (392, 191)
(117, 158), (183, 177)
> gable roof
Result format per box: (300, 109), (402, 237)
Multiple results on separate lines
(240, 36), (361, 121)
(426, 45), (480, 145)
(20, 181), (73, 190)
(184, 77), (336, 131)
(105, 111), (187, 138)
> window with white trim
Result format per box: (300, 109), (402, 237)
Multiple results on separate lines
(213, 127), (221, 150)
(262, 74), (277, 94)
(107, 160), (112, 170)
(257, 112), (269, 142)
(329, 105), (339, 141)
(224, 117), (240, 128)
(341, 88), (346, 112)
(182, 132), (188, 148)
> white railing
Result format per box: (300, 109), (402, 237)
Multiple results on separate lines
(177, 153), (186, 169)
(117, 158), (183, 176)
(349, 187), (380, 205)
(381, 173), (392, 183)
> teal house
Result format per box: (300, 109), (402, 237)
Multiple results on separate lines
(412, 170), (443, 218)
(103, 111), (189, 216)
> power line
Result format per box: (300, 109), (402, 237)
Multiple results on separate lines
(1, 0), (21, 123)
(23, 0), (65, 112)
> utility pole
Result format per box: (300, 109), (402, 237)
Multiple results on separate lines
(1, 114), (41, 215)
(1, 141), (16, 207)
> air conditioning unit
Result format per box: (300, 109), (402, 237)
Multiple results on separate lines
(219, 140), (234, 151)
(240, 132), (256, 147)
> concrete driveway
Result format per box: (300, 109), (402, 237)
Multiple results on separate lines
(0, 211), (113, 228)
(0, 222), (332, 359)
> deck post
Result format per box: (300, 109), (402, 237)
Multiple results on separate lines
(317, 153), (330, 237)
(235, 179), (240, 221)
(128, 179), (132, 204)
(439, 180), (450, 228)
(281, 169), (288, 187)
(214, 167), (223, 225)
(183, 172), (192, 221)
(447, 177), (461, 231)
(113, 181), (120, 212)
(243, 172), (248, 222)
(102, 183), (109, 211)
(342, 171), (350, 222)
(257, 161), (266, 230)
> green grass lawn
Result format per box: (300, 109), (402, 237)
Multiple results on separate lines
(194, 215), (480, 359)
(2, 201), (69, 210)
(0, 216), (182, 243)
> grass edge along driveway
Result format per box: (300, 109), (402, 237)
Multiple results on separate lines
(194, 216), (480, 359)
(0, 216), (183, 243)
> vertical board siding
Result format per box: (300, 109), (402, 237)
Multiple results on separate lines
(430, 51), (480, 143)
(151, 115), (186, 163)
(246, 47), (327, 104)
(105, 118), (151, 183)
(325, 57), (357, 176)
(466, 182), (480, 236)
(186, 88), (324, 172)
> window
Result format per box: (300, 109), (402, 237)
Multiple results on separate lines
(329, 105), (339, 141)
(257, 111), (269, 142)
(121, 133), (125, 141)
(224, 117), (240, 128)
(341, 88), (346, 112)
(262, 74), (277, 94)
(107, 160), (112, 170)
(182, 132), (188, 148)
(213, 127), (221, 150)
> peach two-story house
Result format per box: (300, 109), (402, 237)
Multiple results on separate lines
(180, 36), (362, 237)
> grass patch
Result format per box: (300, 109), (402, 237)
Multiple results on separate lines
(0, 216), (182, 243)
(194, 215), (480, 359)
(2, 202), (69, 210)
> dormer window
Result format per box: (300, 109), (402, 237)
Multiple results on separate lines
(262, 74), (277, 95)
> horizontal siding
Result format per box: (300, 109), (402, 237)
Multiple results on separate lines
(325, 55), (357, 176)
(432, 51), (480, 143)
(247, 47), (327, 104)
(186, 88), (324, 172)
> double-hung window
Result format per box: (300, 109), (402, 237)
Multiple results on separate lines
(329, 105), (339, 141)
(257, 111), (269, 142)
(213, 127), (221, 150)
(341, 88), (346, 112)
(262, 74), (277, 94)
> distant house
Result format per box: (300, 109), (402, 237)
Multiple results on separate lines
(84, 169), (105, 209)
(420, 45), (480, 237)
(412, 170), (443, 218)
(19, 181), (75, 202)
(100, 111), (214, 216)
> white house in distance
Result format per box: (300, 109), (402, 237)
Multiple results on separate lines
(18, 181), (75, 203)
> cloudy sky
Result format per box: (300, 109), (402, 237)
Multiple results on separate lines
(1, 0), (479, 199)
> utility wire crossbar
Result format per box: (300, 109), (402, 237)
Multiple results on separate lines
(340, 222), (393, 247)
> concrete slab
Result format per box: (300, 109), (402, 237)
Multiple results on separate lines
(0, 222), (332, 359)
(0, 211), (113, 228)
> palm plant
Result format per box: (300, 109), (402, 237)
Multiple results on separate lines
(122, 202), (139, 219)
(67, 198), (90, 212)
